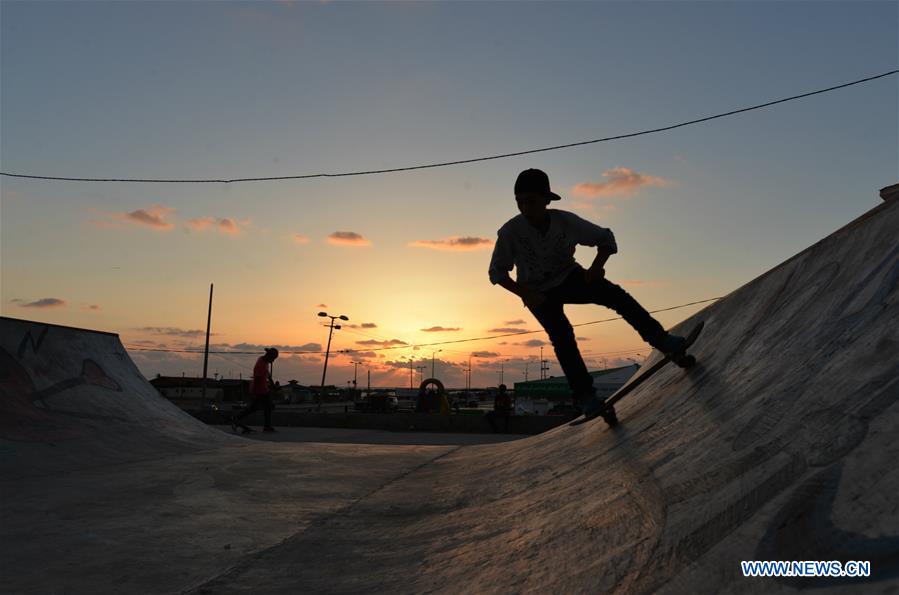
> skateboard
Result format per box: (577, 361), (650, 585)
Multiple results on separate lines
(209, 403), (254, 434)
(570, 321), (705, 427)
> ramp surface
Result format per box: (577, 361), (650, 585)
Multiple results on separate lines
(2, 198), (898, 594)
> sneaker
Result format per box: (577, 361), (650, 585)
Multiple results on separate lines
(582, 395), (609, 420)
(601, 404), (619, 427)
(263, 426), (277, 433)
(655, 333), (686, 357)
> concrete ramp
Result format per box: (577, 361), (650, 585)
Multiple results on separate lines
(0, 318), (456, 594)
(0, 317), (237, 478)
(2, 197), (898, 594)
(191, 198), (899, 593)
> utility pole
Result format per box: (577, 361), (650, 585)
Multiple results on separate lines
(318, 311), (348, 410)
(351, 360), (363, 398)
(431, 349), (442, 379)
(201, 283), (213, 408)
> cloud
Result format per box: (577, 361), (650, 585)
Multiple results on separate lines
(518, 339), (547, 348)
(503, 319), (526, 326)
(344, 350), (378, 359)
(19, 298), (67, 309)
(186, 217), (216, 231)
(136, 327), (212, 339)
(420, 326), (461, 332)
(186, 216), (246, 235)
(572, 167), (672, 199)
(108, 204), (177, 230)
(471, 351), (499, 358)
(82, 304), (101, 312)
(218, 218), (239, 235)
(232, 342), (321, 353)
(292, 233), (311, 245)
(328, 231), (371, 246)
(408, 236), (493, 251)
(316, 304), (328, 308)
(346, 322), (378, 329)
(355, 339), (408, 347)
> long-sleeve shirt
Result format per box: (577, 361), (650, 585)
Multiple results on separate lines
(488, 209), (618, 292)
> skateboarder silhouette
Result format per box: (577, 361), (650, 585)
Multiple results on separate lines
(489, 168), (686, 423)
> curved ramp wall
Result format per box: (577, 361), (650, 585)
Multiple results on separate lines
(191, 198), (899, 593)
(0, 318), (235, 478)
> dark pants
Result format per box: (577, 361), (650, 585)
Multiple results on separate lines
(527, 267), (667, 404)
(236, 393), (273, 427)
(486, 410), (511, 432)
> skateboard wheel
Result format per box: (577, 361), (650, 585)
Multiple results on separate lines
(678, 355), (696, 368)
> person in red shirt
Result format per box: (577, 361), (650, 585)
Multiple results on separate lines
(486, 384), (513, 433)
(232, 347), (279, 433)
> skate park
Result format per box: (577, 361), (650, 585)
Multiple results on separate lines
(2, 189), (897, 594)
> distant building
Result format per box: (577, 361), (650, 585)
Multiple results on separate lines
(513, 364), (639, 402)
(150, 376), (249, 403)
(278, 380), (314, 404)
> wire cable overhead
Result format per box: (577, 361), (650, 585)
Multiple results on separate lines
(3, 70), (896, 185)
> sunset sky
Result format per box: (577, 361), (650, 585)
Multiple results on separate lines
(2, 1), (896, 389)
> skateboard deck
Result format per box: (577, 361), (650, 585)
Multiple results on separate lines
(209, 403), (254, 434)
(570, 321), (705, 427)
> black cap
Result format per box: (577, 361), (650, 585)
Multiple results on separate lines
(514, 168), (561, 201)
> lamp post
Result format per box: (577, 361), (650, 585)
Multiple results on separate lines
(351, 360), (363, 398)
(468, 353), (480, 391)
(416, 365), (427, 384)
(431, 349), (442, 379)
(318, 311), (348, 409)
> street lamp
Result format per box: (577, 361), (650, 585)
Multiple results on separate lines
(524, 358), (536, 382)
(431, 349), (442, 379)
(468, 353), (481, 391)
(318, 311), (348, 409)
(416, 365), (427, 384)
(351, 360), (363, 397)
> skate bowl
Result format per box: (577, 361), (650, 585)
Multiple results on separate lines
(2, 194), (898, 593)
(0, 319), (241, 478)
